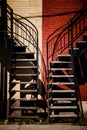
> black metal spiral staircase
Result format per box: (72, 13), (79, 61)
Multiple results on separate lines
(46, 6), (87, 121)
(9, 45), (39, 119)
(5, 5), (47, 119)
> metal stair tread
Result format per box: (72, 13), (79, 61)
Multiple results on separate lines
(11, 66), (37, 69)
(49, 68), (72, 71)
(49, 82), (75, 85)
(8, 115), (39, 119)
(48, 90), (76, 93)
(11, 74), (37, 76)
(11, 98), (37, 101)
(72, 48), (79, 50)
(52, 98), (76, 101)
(12, 59), (37, 62)
(10, 89), (37, 93)
(49, 106), (77, 109)
(77, 41), (87, 43)
(12, 52), (34, 54)
(50, 75), (74, 77)
(10, 106), (37, 110)
(11, 81), (37, 84)
(49, 114), (78, 118)
(13, 45), (27, 47)
(51, 61), (71, 64)
(58, 54), (71, 57)
(69, 48), (79, 51)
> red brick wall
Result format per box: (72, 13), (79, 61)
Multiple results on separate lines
(42, 0), (87, 101)
(80, 83), (87, 101)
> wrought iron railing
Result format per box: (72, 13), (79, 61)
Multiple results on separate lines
(6, 4), (47, 90)
(7, 4), (38, 56)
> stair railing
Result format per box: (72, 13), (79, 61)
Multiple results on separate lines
(6, 4), (47, 93)
(7, 4), (38, 55)
(6, 4), (39, 91)
(46, 5), (87, 69)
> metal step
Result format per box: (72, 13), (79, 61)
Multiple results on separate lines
(51, 61), (71, 64)
(13, 45), (27, 47)
(49, 114), (78, 118)
(12, 52), (34, 55)
(58, 54), (71, 57)
(76, 41), (87, 51)
(48, 82), (75, 85)
(12, 52), (35, 59)
(11, 74), (37, 77)
(49, 91), (76, 98)
(10, 106), (37, 110)
(49, 75), (74, 82)
(10, 89), (37, 93)
(49, 106), (77, 109)
(83, 34), (87, 41)
(48, 82), (75, 90)
(8, 115), (39, 119)
(12, 59), (37, 62)
(69, 48), (79, 55)
(77, 41), (87, 44)
(10, 98), (37, 101)
(12, 45), (26, 52)
(48, 90), (76, 93)
(58, 54), (71, 61)
(50, 75), (74, 78)
(11, 81), (37, 85)
(51, 98), (76, 101)
(49, 68), (72, 71)
(50, 61), (71, 68)
(11, 66), (37, 69)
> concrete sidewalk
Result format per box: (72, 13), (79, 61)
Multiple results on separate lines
(0, 124), (87, 130)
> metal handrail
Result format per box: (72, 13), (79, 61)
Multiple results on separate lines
(7, 4), (38, 53)
(47, 5), (87, 68)
(6, 4), (47, 90)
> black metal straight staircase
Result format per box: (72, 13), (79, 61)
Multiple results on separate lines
(48, 54), (79, 120)
(46, 6), (87, 122)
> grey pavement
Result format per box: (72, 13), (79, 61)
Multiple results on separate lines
(0, 124), (87, 130)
